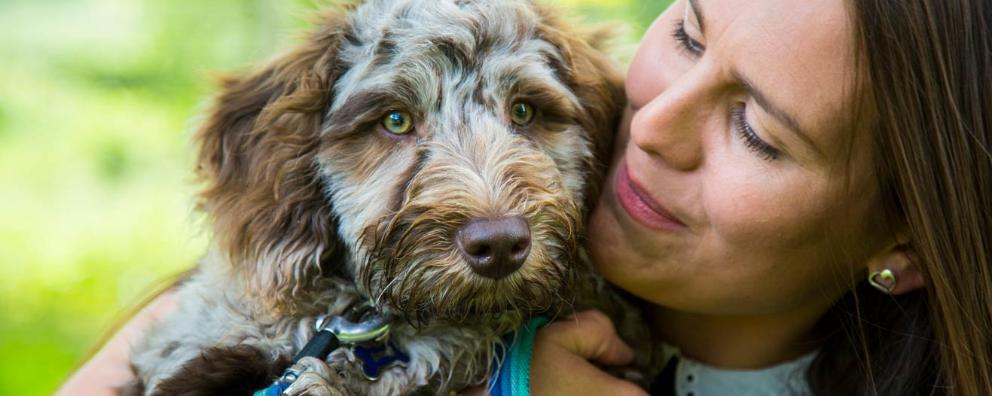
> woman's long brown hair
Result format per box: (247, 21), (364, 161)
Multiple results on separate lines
(809, 1), (991, 395)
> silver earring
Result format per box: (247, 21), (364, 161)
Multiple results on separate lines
(868, 269), (897, 294)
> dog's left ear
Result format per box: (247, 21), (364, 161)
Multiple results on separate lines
(195, 8), (356, 314)
(534, 9), (626, 212)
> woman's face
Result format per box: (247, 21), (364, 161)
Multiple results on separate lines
(589, 0), (892, 316)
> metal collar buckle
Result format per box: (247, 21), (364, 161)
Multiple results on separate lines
(315, 306), (391, 344)
(314, 305), (408, 381)
(256, 305), (402, 395)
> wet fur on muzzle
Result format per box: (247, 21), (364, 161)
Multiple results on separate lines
(124, 1), (650, 394)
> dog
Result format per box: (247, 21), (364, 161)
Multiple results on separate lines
(126, 0), (650, 394)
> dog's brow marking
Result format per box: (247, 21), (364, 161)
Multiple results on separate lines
(371, 32), (398, 67)
(344, 30), (362, 47)
(431, 36), (477, 72)
(433, 69), (446, 113)
(327, 82), (423, 136)
(472, 79), (489, 107)
(540, 48), (569, 83)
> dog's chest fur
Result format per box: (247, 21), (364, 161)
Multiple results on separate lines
(130, 252), (497, 394)
(130, 251), (641, 395)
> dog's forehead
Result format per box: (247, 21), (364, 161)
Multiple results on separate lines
(349, 0), (542, 46)
(328, 0), (567, 113)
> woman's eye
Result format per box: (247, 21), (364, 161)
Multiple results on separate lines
(510, 102), (535, 126)
(732, 104), (781, 161)
(672, 20), (704, 56)
(381, 111), (414, 135)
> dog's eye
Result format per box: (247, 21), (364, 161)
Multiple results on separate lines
(510, 102), (535, 126)
(382, 111), (414, 135)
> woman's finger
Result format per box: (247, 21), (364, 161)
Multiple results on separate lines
(527, 310), (648, 396)
(542, 310), (635, 366)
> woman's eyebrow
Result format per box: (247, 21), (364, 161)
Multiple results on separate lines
(733, 70), (823, 157)
(688, 0), (706, 33)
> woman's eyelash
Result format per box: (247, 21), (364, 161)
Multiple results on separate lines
(672, 20), (704, 56)
(732, 104), (781, 161)
(670, 20), (776, 162)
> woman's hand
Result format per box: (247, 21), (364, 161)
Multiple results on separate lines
(56, 289), (178, 396)
(466, 310), (648, 396)
(529, 310), (648, 396)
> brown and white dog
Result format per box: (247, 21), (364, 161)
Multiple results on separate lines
(127, 0), (649, 394)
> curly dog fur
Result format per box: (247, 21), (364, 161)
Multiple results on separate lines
(126, 0), (652, 394)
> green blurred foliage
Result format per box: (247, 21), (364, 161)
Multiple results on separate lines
(0, 0), (669, 393)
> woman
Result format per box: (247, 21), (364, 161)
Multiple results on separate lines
(61, 0), (991, 394)
(528, 0), (991, 395)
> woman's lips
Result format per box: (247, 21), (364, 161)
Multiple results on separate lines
(615, 161), (687, 232)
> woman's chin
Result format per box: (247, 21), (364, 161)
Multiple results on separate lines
(587, 182), (686, 306)
(587, 191), (650, 292)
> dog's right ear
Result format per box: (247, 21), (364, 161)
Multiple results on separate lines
(194, 7), (356, 314)
(531, 7), (626, 216)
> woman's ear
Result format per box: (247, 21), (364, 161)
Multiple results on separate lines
(866, 242), (926, 295)
(195, 9), (353, 314)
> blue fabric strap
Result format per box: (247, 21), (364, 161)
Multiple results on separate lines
(489, 317), (549, 396)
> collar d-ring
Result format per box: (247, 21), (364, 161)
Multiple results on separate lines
(316, 310), (391, 343)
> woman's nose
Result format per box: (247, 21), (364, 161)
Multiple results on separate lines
(629, 69), (713, 171)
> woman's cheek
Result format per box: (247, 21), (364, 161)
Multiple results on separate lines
(703, 173), (795, 247)
(705, 149), (843, 240)
(693, 185), (831, 313)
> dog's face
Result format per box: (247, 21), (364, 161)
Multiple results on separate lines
(196, 0), (623, 323)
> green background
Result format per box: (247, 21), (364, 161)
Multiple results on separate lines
(0, 0), (669, 393)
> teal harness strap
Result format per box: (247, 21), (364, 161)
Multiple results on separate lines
(489, 317), (549, 396)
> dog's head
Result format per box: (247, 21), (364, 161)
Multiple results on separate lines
(196, 0), (623, 323)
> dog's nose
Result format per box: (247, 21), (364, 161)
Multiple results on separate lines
(456, 216), (531, 279)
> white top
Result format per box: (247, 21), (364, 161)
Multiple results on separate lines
(658, 344), (818, 396)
